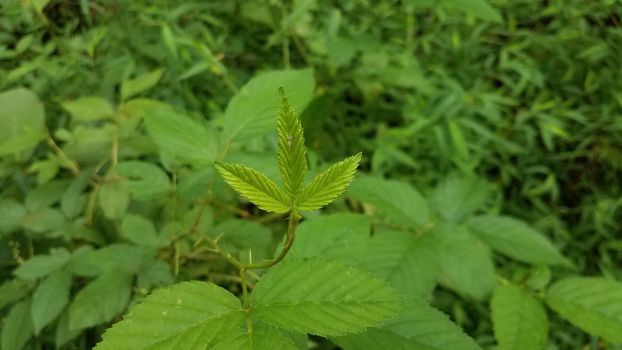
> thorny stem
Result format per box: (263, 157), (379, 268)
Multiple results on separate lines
(243, 210), (300, 270)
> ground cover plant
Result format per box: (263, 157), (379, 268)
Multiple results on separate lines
(1, 0), (622, 349)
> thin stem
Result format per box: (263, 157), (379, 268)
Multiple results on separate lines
(244, 210), (300, 270)
(240, 269), (250, 309)
(46, 134), (80, 175)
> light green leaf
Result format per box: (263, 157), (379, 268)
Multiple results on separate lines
(434, 225), (496, 300)
(31, 269), (72, 335)
(115, 161), (171, 200)
(348, 176), (429, 228)
(223, 69), (315, 143)
(334, 300), (481, 350)
(94, 281), (245, 350)
(121, 68), (165, 101)
(61, 171), (90, 218)
(13, 248), (71, 281)
(357, 229), (439, 300)
(296, 153), (361, 211)
(251, 258), (401, 336)
(69, 270), (133, 330)
(467, 215), (568, 266)
(121, 214), (160, 247)
(546, 277), (622, 344)
(1, 300), (34, 350)
(98, 180), (129, 219)
(144, 107), (218, 166)
(0, 87), (45, 161)
(277, 88), (307, 197)
(212, 324), (300, 350)
(69, 244), (148, 277)
(491, 284), (548, 350)
(440, 0), (503, 23)
(214, 162), (290, 213)
(62, 97), (114, 121)
(431, 176), (491, 223)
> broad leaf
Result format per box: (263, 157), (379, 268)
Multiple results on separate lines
(0, 87), (45, 161)
(491, 284), (548, 350)
(296, 153), (361, 211)
(1, 300), (33, 350)
(277, 88), (307, 197)
(94, 282), (245, 350)
(115, 161), (171, 200)
(121, 213), (160, 247)
(98, 180), (130, 219)
(348, 176), (429, 228)
(431, 176), (490, 223)
(13, 248), (71, 281)
(222, 69), (315, 143)
(62, 97), (114, 121)
(251, 258), (401, 336)
(468, 215), (568, 266)
(121, 68), (165, 100)
(69, 270), (133, 330)
(31, 269), (73, 335)
(334, 300), (481, 350)
(69, 244), (148, 277)
(214, 162), (290, 213)
(546, 277), (622, 344)
(212, 324), (300, 350)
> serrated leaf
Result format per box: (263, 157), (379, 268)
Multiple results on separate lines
(94, 281), (245, 350)
(277, 88), (307, 197)
(31, 269), (72, 335)
(62, 97), (114, 121)
(223, 69), (314, 143)
(468, 215), (568, 266)
(434, 225), (496, 300)
(348, 176), (429, 228)
(121, 68), (165, 101)
(334, 300), (481, 350)
(357, 229), (439, 300)
(491, 284), (548, 350)
(13, 248), (71, 281)
(251, 258), (401, 336)
(68, 270), (133, 330)
(546, 277), (622, 344)
(214, 162), (290, 213)
(296, 153), (361, 211)
(212, 324), (300, 350)
(1, 300), (34, 350)
(431, 176), (490, 223)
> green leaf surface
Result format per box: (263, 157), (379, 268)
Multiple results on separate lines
(468, 215), (568, 266)
(1, 300), (34, 350)
(296, 153), (361, 211)
(211, 219), (272, 263)
(214, 162), (290, 213)
(251, 258), (401, 336)
(277, 88), (308, 197)
(431, 176), (490, 223)
(334, 300), (481, 350)
(348, 176), (429, 228)
(0, 279), (31, 310)
(115, 161), (171, 199)
(69, 244), (148, 277)
(0, 87), (45, 161)
(440, 0), (503, 23)
(94, 281), (245, 350)
(121, 213), (160, 247)
(62, 97), (114, 121)
(212, 324), (300, 350)
(61, 171), (90, 218)
(491, 284), (548, 350)
(31, 269), (72, 335)
(98, 180), (130, 219)
(546, 277), (622, 344)
(223, 69), (315, 143)
(13, 248), (71, 281)
(0, 199), (26, 234)
(121, 68), (165, 100)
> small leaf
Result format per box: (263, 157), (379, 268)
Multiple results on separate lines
(68, 270), (133, 330)
(61, 171), (90, 218)
(492, 284), (548, 350)
(251, 258), (401, 336)
(277, 88), (308, 197)
(348, 176), (429, 228)
(62, 97), (114, 121)
(121, 68), (165, 101)
(121, 214), (160, 247)
(0, 87), (45, 161)
(1, 300), (34, 350)
(13, 248), (71, 281)
(334, 300), (481, 350)
(440, 0), (503, 23)
(98, 180), (130, 219)
(546, 277), (622, 344)
(0, 199), (26, 234)
(115, 161), (171, 200)
(94, 281), (245, 350)
(214, 162), (290, 213)
(69, 244), (148, 277)
(431, 176), (490, 223)
(31, 269), (72, 335)
(0, 279), (31, 310)
(297, 153), (362, 211)
(467, 215), (568, 266)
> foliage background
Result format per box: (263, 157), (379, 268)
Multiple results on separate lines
(1, 0), (621, 349)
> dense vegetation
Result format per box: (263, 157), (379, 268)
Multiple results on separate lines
(1, 0), (621, 349)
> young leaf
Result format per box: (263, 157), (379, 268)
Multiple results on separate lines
(333, 300), (482, 350)
(491, 284), (548, 350)
(251, 257), (401, 336)
(94, 282), (245, 350)
(68, 270), (133, 330)
(467, 215), (569, 266)
(277, 88), (307, 197)
(214, 162), (290, 213)
(546, 277), (622, 344)
(1, 300), (34, 350)
(348, 176), (429, 228)
(31, 269), (72, 335)
(296, 153), (362, 211)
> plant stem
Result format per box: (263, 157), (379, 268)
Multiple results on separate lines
(240, 268), (250, 309)
(244, 210), (300, 270)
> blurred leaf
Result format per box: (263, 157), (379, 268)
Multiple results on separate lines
(440, 0), (503, 23)
(98, 180), (130, 219)
(121, 69), (165, 101)
(69, 244), (148, 277)
(62, 97), (114, 122)
(121, 214), (160, 247)
(0, 87), (45, 161)
(431, 176), (490, 223)
(0, 199), (26, 235)
(1, 300), (33, 350)
(115, 161), (170, 200)
(13, 248), (71, 281)
(31, 269), (72, 335)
